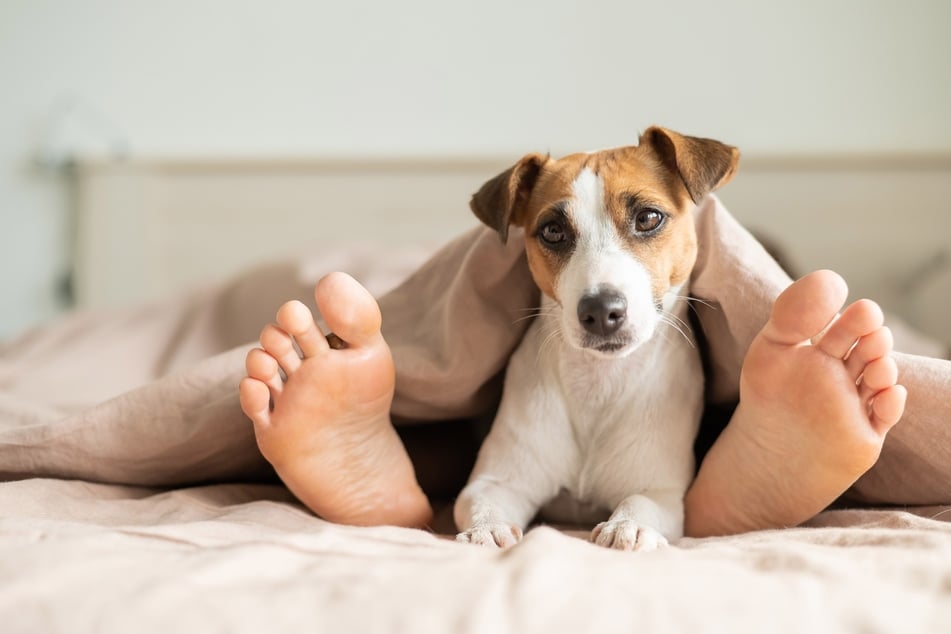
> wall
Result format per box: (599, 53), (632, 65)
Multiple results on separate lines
(1, 0), (950, 338)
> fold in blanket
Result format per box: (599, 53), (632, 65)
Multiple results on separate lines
(2, 475), (951, 633)
(0, 196), (949, 508)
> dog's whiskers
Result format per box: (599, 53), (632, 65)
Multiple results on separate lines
(659, 307), (692, 332)
(659, 314), (695, 347)
(536, 323), (564, 367)
(672, 293), (715, 308)
(512, 312), (544, 325)
(671, 294), (717, 318)
(511, 307), (559, 326)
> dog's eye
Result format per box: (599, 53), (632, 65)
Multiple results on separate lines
(540, 221), (567, 245)
(634, 209), (665, 234)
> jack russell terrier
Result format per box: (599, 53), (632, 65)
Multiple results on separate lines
(454, 126), (739, 551)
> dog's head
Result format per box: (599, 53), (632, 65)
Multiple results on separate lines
(471, 126), (738, 357)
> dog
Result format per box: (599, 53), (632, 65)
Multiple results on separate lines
(453, 126), (739, 551)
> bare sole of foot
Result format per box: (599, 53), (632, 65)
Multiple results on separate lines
(685, 270), (907, 537)
(238, 272), (432, 528)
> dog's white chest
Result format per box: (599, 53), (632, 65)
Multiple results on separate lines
(521, 310), (704, 513)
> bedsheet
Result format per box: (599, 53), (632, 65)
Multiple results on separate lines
(2, 478), (950, 633)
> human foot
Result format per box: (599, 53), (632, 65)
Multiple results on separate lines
(238, 272), (432, 528)
(684, 270), (907, 537)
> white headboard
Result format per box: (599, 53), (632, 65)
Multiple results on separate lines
(71, 154), (951, 341)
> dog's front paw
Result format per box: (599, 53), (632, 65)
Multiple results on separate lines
(591, 520), (668, 552)
(456, 523), (523, 548)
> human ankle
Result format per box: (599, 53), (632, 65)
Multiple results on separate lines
(683, 439), (773, 538)
(684, 475), (740, 537)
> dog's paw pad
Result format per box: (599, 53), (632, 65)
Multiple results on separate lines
(591, 520), (668, 552)
(456, 524), (523, 548)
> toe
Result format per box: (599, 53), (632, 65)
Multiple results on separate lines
(611, 525), (639, 551)
(762, 270), (848, 346)
(862, 355), (898, 391)
(870, 384), (907, 435)
(239, 377), (272, 427)
(846, 327), (893, 381)
(315, 272), (383, 349)
(592, 522), (616, 548)
(260, 324), (302, 374)
(633, 529), (667, 552)
(814, 299), (884, 359)
(495, 526), (522, 548)
(276, 300), (328, 358)
(859, 356), (898, 401)
(246, 348), (283, 397)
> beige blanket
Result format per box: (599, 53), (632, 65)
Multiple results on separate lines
(2, 197), (950, 632)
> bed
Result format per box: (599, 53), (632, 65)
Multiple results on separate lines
(2, 157), (951, 632)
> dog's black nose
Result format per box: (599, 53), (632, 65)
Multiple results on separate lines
(577, 290), (627, 336)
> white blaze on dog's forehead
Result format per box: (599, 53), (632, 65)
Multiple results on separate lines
(569, 168), (614, 251)
(570, 167), (603, 211)
(559, 168), (616, 299)
(557, 167), (659, 348)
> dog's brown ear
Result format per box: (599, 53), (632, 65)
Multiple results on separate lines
(470, 153), (547, 243)
(641, 126), (739, 203)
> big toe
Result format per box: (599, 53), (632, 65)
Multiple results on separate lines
(315, 272), (383, 348)
(763, 270), (849, 346)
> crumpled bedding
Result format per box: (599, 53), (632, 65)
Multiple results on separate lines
(2, 200), (950, 632)
(3, 478), (950, 632)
